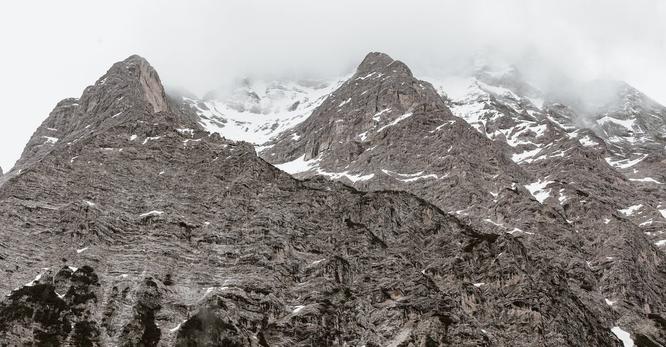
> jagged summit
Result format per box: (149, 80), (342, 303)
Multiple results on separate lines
(10, 55), (200, 172)
(96, 54), (170, 113)
(356, 51), (413, 77)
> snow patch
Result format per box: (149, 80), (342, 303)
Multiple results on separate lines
(381, 169), (440, 182)
(639, 220), (653, 226)
(338, 98), (351, 107)
(356, 72), (381, 80)
(483, 219), (503, 227)
(618, 204), (642, 216)
(276, 155), (374, 183)
(76, 247), (89, 254)
(525, 179), (554, 203)
(512, 147), (542, 163)
(139, 210), (164, 218)
(142, 136), (161, 145)
(610, 327), (634, 347)
(318, 170), (374, 183)
(275, 155), (320, 175)
(170, 320), (187, 333)
(372, 108), (391, 122)
(605, 155), (647, 169)
(376, 113), (413, 132)
(176, 128), (194, 136)
(628, 177), (662, 184)
(430, 120), (456, 132)
(578, 135), (598, 147)
(42, 136), (59, 144)
(25, 273), (44, 287)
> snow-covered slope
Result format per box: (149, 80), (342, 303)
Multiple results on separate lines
(181, 78), (346, 145)
(427, 68), (666, 249)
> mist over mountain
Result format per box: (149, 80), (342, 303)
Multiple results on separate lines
(1, 0), (665, 171)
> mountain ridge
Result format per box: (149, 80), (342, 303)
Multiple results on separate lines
(0, 53), (664, 346)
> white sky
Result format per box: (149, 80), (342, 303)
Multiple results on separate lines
(1, 0), (664, 171)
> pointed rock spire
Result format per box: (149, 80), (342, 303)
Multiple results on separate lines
(93, 54), (170, 114)
(13, 55), (198, 170)
(356, 52), (412, 77)
(124, 55), (169, 113)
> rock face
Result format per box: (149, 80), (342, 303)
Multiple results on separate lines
(0, 53), (663, 346)
(260, 53), (666, 345)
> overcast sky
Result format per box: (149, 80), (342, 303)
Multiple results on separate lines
(1, 0), (664, 171)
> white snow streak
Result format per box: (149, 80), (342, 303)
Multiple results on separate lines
(628, 177), (662, 184)
(76, 247), (89, 254)
(275, 155), (320, 175)
(605, 155), (647, 169)
(376, 113), (413, 132)
(275, 155), (374, 183)
(610, 327), (634, 347)
(139, 210), (164, 218)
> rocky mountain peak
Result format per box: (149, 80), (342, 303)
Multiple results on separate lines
(261, 52), (450, 163)
(356, 51), (413, 77)
(11, 55), (198, 171)
(97, 54), (170, 114)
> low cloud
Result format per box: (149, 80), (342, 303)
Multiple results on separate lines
(0, 0), (664, 169)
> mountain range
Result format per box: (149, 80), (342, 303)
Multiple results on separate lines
(0, 52), (664, 346)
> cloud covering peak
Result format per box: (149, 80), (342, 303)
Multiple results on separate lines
(0, 0), (664, 170)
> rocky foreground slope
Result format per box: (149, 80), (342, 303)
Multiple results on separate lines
(0, 54), (663, 346)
